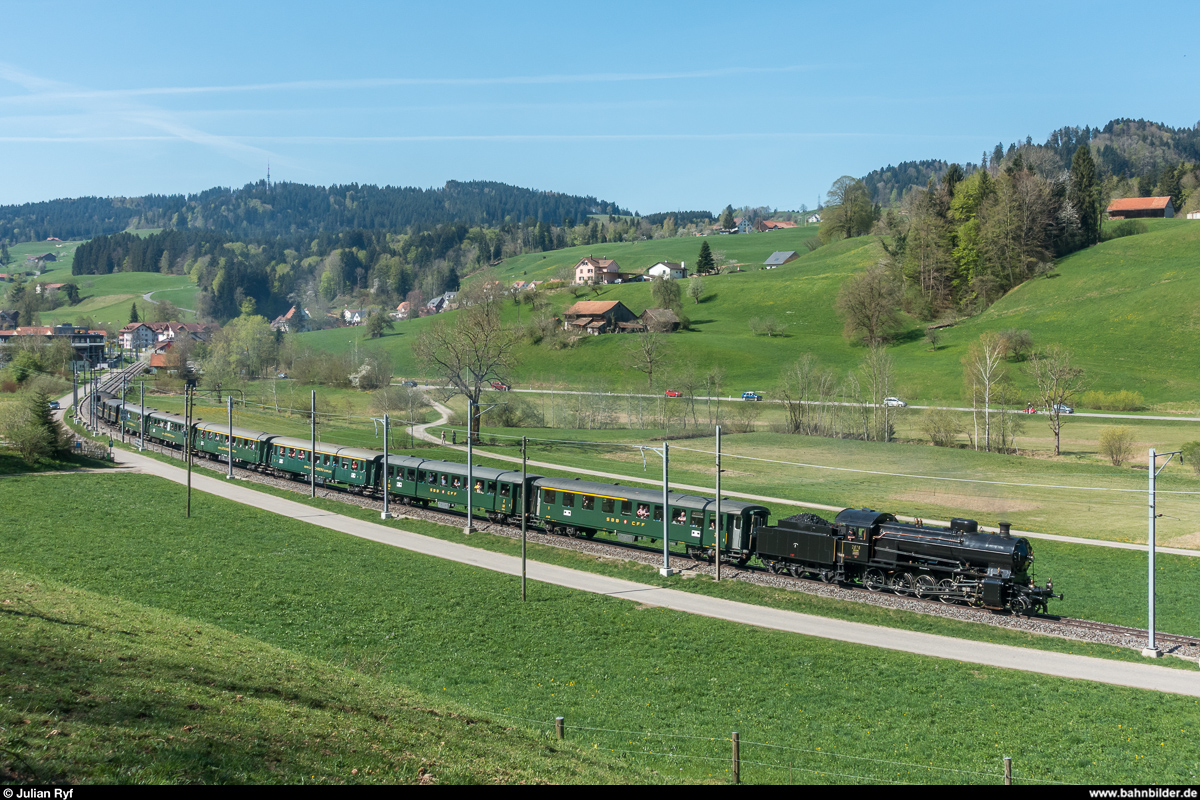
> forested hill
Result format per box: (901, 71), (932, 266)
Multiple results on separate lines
(0, 180), (630, 243)
(861, 118), (1200, 208)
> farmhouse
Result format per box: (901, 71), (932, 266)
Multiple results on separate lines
(1107, 196), (1175, 219)
(764, 251), (799, 267)
(573, 256), (621, 284)
(646, 261), (686, 280)
(562, 300), (639, 334)
(271, 305), (310, 333)
(756, 220), (798, 232)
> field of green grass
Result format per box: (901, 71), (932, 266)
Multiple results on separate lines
(0, 567), (649, 784)
(302, 220), (1200, 410)
(3, 472), (1199, 784)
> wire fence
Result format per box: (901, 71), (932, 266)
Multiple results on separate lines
(473, 708), (1072, 785)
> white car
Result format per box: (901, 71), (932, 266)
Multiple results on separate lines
(883, 397), (907, 408)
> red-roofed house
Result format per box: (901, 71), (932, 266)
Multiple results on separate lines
(562, 300), (639, 334)
(573, 256), (621, 285)
(756, 220), (799, 232)
(1107, 196), (1175, 219)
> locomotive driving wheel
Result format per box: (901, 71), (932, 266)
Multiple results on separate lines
(915, 574), (937, 599)
(864, 568), (886, 592)
(936, 578), (958, 604)
(892, 572), (915, 596)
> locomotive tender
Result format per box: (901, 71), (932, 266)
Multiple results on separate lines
(96, 396), (1058, 613)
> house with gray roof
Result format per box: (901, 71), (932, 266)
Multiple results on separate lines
(763, 251), (799, 267)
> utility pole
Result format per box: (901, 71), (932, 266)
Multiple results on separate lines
(227, 395), (234, 480)
(139, 381), (145, 451)
(310, 389), (316, 498)
(185, 386), (193, 518)
(381, 413), (391, 520)
(521, 435), (528, 601)
(1144, 447), (1180, 658)
(715, 425), (721, 583)
(466, 399), (474, 534)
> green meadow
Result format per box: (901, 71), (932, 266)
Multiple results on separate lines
(2, 472), (1199, 784)
(302, 220), (1200, 408)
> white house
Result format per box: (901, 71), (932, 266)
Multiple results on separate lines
(646, 261), (687, 280)
(118, 322), (157, 351)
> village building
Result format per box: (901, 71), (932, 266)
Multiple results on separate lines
(0, 324), (106, 364)
(756, 220), (798, 232)
(1107, 196), (1175, 219)
(270, 305), (311, 333)
(25, 252), (57, 263)
(763, 251), (799, 267)
(562, 300), (640, 334)
(426, 292), (458, 313)
(735, 218), (754, 234)
(391, 301), (412, 320)
(646, 261), (687, 280)
(119, 322), (158, 351)
(0, 310), (16, 328)
(34, 282), (68, 294)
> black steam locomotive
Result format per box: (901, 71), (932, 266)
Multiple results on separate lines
(755, 509), (1059, 613)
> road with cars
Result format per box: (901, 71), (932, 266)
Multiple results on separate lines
(412, 383), (1200, 422)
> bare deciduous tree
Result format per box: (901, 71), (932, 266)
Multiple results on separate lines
(413, 291), (517, 442)
(1028, 344), (1086, 456)
(963, 332), (1007, 452)
(836, 263), (903, 345)
(625, 330), (670, 389)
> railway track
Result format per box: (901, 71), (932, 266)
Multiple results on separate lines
(80, 397), (1200, 663)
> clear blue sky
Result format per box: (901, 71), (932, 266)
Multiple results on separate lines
(2, 0), (1196, 213)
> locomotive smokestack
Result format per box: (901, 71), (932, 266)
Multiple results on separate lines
(999, 522), (1011, 538)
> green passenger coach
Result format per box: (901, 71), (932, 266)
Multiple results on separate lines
(192, 421), (275, 467)
(381, 455), (532, 523)
(533, 477), (769, 560)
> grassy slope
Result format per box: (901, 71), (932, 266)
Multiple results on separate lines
(300, 220), (1200, 406)
(3, 472), (1199, 784)
(0, 568), (649, 784)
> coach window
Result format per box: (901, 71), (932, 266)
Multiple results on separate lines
(601, 498), (614, 514)
(581, 495), (594, 510)
(621, 500), (632, 516)
(500, 484), (511, 498)
(543, 489), (556, 504)
(690, 511), (704, 528)
(653, 506), (663, 521)
(562, 492), (574, 508)
(488, 481), (496, 495)
(636, 503), (649, 519)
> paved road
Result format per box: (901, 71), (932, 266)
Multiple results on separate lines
(415, 384), (1200, 423)
(414, 400), (1200, 558)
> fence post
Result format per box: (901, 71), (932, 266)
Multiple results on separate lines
(556, 717), (565, 740)
(732, 731), (740, 784)
(1004, 756), (1012, 785)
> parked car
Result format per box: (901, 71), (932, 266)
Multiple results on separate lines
(401, 380), (417, 387)
(742, 392), (762, 401)
(883, 397), (907, 408)
(490, 381), (510, 391)
(1051, 404), (1073, 414)
(664, 390), (681, 398)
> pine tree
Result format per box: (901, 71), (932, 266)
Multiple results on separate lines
(696, 240), (716, 274)
(130, 302), (139, 323)
(1069, 145), (1100, 246)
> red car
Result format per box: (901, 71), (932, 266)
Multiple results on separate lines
(664, 390), (681, 397)
(490, 381), (510, 391)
